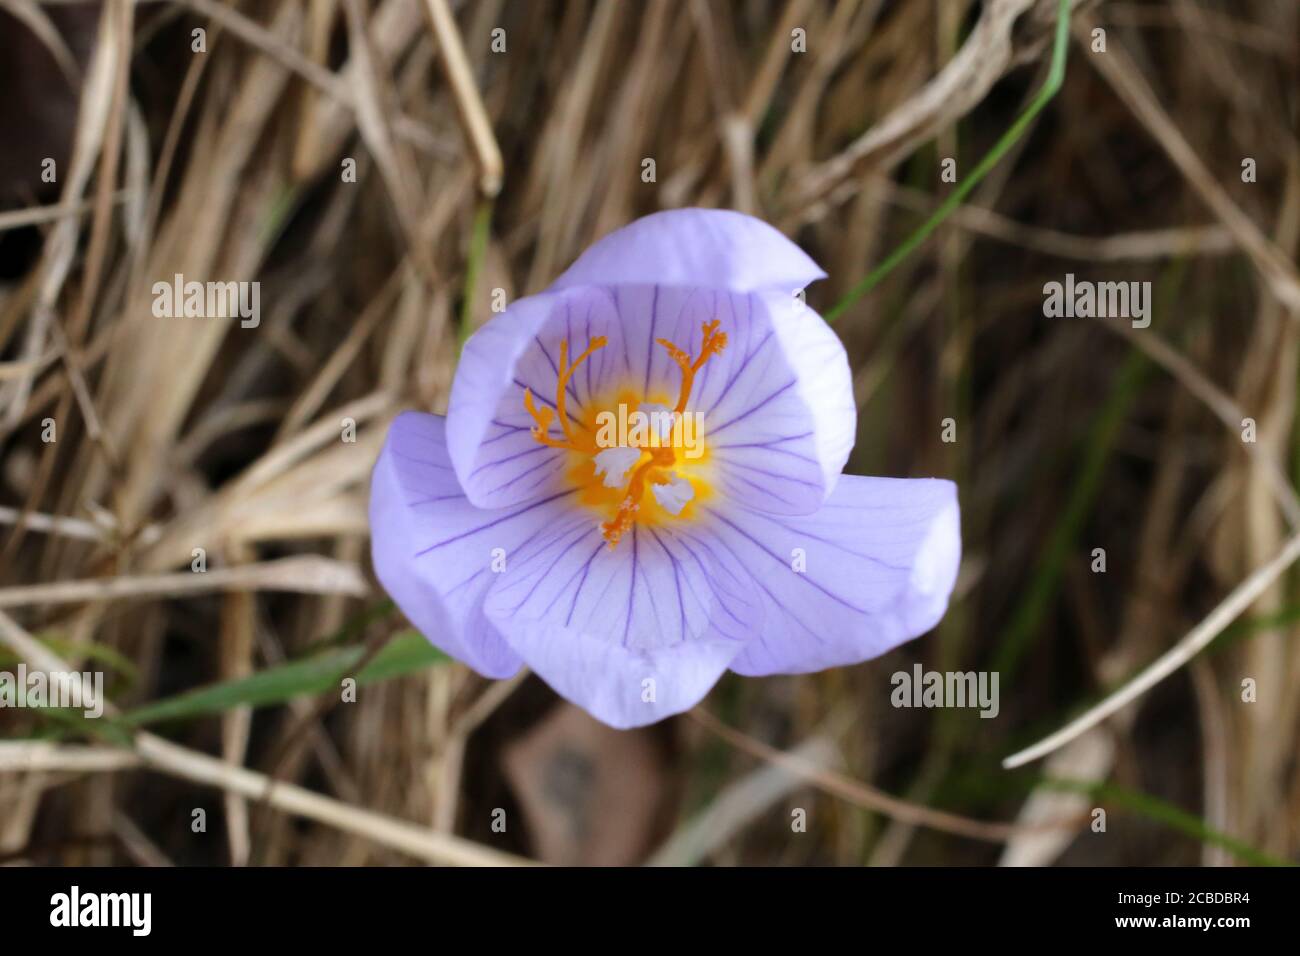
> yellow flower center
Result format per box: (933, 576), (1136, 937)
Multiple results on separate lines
(523, 320), (727, 548)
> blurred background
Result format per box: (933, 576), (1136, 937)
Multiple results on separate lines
(1, 0), (1298, 866)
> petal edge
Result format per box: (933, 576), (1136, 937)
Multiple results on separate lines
(552, 208), (826, 295)
(719, 475), (961, 676)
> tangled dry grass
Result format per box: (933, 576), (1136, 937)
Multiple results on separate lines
(1, 0), (1298, 866)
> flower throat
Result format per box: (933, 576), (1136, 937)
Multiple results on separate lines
(523, 320), (727, 548)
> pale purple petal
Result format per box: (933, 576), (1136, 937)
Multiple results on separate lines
(708, 475), (961, 676)
(755, 289), (856, 496)
(447, 282), (854, 515)
(551, 208), (826, 295)
(484, 518), (760, 728)
(445, 291), (571, 511)
(370, 410), (582, 678)
(701, 291), (854, 514)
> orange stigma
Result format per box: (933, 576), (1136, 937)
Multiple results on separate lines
(522, 336), (607, 451)
(657, 319), (727, 414)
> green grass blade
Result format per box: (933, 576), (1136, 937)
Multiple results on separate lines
(458, 197), (495, 351)
(1045, 777), (1292, 867)
(117, 630), (445, 728)
(823, 0), (1073, 323)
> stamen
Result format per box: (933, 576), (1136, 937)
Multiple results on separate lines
(593, 446), (642, 488)
(650, 472), (695, 515)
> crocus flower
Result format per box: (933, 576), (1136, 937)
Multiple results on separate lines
(369, 209), (960, 728)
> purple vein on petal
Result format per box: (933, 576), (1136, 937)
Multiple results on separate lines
(669, 530), (749, 633)
(703, 330), (776, 418)
(398, 431), (461, 455)
(509, 520), (593, 616)
(482, 421), (530, 447)
(566, 539), (609, 627)
(705, 508), (871, 615)
(468, 439), (555, 479)
(413, 489), (575, 556)
(736, 506), (914, 570)
(646, 527), (689, 641)
(644, 284), (659, 395)
(722, 472), (803, 509)
(661, 533), (717, 620)
(444, 566), (488, 598)
(701, 296), (762, 416)
(481, 451), (565, 497)
(606, 286), (630, 377)
(583, 307), (595, 403)
(710, 431), (815, 453)
(405, 492), (467, 507)
(706, 378), (798, 437)
(694, 527), (823, 642)
(720, 459), (821, 490)
(623, 525), (639, 645)
(391, 450), (457, 472)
